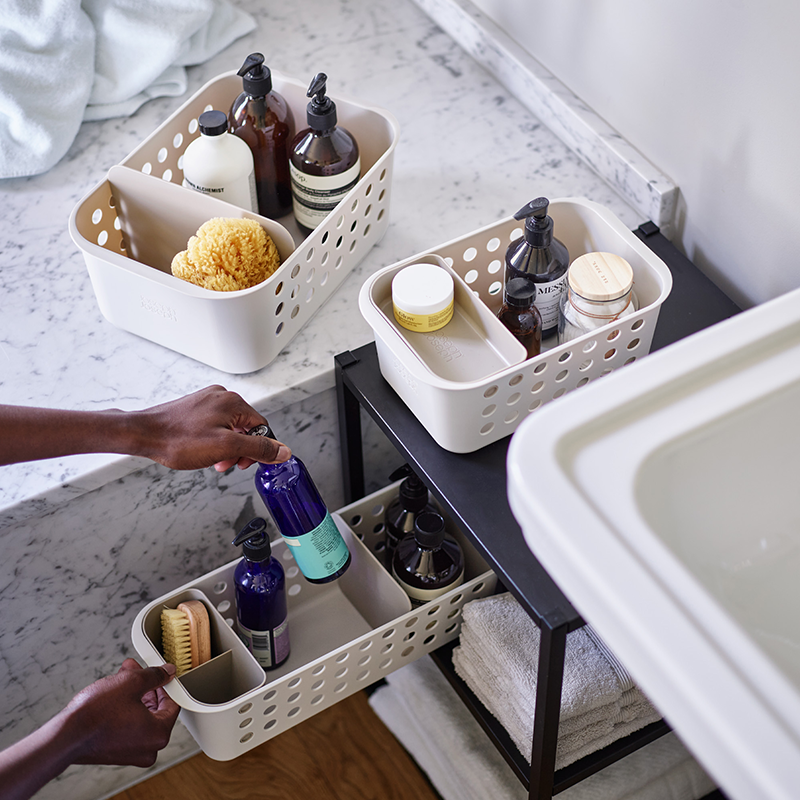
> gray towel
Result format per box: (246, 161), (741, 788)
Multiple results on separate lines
(452, 593), (662, 769)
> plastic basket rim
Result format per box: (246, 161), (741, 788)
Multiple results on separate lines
(68, 68), (401, 300)
(360, 196), (673, 391)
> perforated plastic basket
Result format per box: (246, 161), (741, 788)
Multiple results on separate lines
(131, 481), (496, 760)
(359, 198), (672, 453)
(69, 71), (399, 374)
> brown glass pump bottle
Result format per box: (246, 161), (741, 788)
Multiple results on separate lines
(290, 73), (360, 233)
(505, 198), (569, 338)
(229, 53), (295, 219)
(497, 277), (542, 359)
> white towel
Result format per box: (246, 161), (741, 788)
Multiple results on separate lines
(0, 0), (256, 178)
(370, 655), (717, 800)
(451, 593), (662, 770)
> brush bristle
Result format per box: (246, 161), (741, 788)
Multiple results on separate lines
(161, 607), (193, 676)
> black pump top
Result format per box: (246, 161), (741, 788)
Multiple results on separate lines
(238, 52), (272, 96)
(514, 197), (553, 248)
(414, 511), (446, 549)
(389, 464), (430, 513)
(505, 277), (537, 308)
(198, 109), (228, 136)
(306, 73), (337, 132)
(233, 518), (273, 562)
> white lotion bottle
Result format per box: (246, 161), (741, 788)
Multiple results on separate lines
(182, 109), (257, 212)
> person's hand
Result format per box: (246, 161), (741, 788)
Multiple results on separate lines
(134, 385), (291, 471)
(65, 659), (180, 768)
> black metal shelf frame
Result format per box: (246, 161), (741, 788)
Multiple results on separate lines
(334, 223), (740, 799)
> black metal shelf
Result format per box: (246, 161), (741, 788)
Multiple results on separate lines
(335, 222), (740, 799)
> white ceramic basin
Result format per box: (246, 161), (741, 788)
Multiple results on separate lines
(507, 286), (800, 800)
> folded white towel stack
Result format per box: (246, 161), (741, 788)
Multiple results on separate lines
(452, 593), (663, 770)
(370, 655), (717, 800)
(0, 0), (256, 178)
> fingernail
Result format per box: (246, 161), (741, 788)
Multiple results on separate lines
(163, 663), (177, 677)
(276, 445), (291, 462)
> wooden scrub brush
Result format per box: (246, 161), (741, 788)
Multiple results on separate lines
(161, 600), (212, 677)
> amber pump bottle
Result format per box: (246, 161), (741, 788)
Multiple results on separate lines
(229, 53), (295, 219)
(505, 198), (569, 337)
(290, 73), (360, 232)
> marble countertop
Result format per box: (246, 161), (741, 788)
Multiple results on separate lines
(0, 0), (643, 523)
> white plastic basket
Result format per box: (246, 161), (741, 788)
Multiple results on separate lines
(131, 481), (496, 760)
(69, 71), (400, 374)
(359, 198), (673, 453)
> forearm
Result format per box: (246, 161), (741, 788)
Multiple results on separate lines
(0, 405), (140, 467)
(0, 711), (79, 800)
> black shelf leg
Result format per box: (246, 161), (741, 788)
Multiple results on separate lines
(529, 622), (568, 799)
(335, 351), (365, 503)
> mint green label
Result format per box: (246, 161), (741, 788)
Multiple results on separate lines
(282, 511), (350, 581)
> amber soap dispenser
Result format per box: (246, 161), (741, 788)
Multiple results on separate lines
(290, 73), (360, 232)
(229, 53), (295, 219)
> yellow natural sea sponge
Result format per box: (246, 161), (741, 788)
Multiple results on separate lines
(171, 217), (281, 291)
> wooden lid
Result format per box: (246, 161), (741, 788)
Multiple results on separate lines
(568, 252), (633, 301)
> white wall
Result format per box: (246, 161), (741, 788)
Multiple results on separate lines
(470, 0), (800, 309)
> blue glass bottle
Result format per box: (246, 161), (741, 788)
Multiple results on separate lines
(232, 518), (290, 670)
(248, 425), (351, 583)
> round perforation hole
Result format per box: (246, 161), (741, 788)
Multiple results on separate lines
(558, 351), (572, 363)
(403, 631), (416, 642)
(264, 719), (277, 731)
(239, 703), (253, 714)
(239, 717), (252, 729)
(312, 664), (325, 676)
(92, 208), (103, 225)
(505, 411), (519, 424)
(488, 281), (503, 296)
(484, 385), (498, 398)
(531, 381), (545, 394)
(425, 619), (439, 630)
(401, 646), (415, 658)
(263, 704), (277, 716)
(463, 247), (478, 262)
(240, 732), (254, 743)
(311, 694), (324, 705)
(480, 423), (495, 436)
(288, 676), (302, 688)
(217, 600), (231, 614)
(631, 319), (645, 331)
(577, 377), (590, 386)
(607, 329), (621, 341)
(554, 388), (567, 398)
(312, 679), (324, 690)
(556, 370), (569, 382)
(213, 581), (227, 594)
(382, 628), (395, 639)
(380, 658), (392, 669)
(507, 393), (521, 405)
(509, 374), (524, 386)
(627, 338), (641, 350)
(287, 707), (301, 718)
(288, 584), (301, 596)
(97, 231), (108, 246)
(488, 259), (502, 274)
(604, 349), (617, 360)
(579, 359), (593, 371)
(336, 652), (350, 663)
(334, 682), (347, 693)
(482, 404), (496, 417)
(464, 269), (479, 285)
(533, 362), (547, 375)
(487, 237), (501, 252)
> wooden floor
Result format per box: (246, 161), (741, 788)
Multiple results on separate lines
(111, 690), (442, 800)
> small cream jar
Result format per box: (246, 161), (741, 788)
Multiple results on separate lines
(392, 262), (455, 332)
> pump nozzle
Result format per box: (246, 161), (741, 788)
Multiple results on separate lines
(514, 197), (549, 222)
(237, 53), (272, 96)
(233, 518), (273, 562)
(513, 197), (553, 247)
(305, 72), (337, 131)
